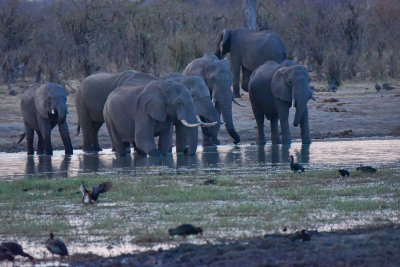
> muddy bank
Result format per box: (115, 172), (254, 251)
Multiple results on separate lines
(69, 226), (399, 266)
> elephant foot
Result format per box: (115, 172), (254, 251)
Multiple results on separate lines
(256, 139), (266, 145)
(233, 137), (240, 145)
(302, 140), (312, 145)
(233, 92), (241, 98)
(148, 149), (163, 157)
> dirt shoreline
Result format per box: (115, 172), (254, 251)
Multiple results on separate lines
(69, 226), (400, 266)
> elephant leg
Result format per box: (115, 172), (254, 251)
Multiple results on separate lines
(135, 116), (161, 157)
(105, 120), (125, 156)
(58, 122), (73, 155)
(37, 132), (44, 155)
(231, 60), (241, 98)
(91, 121), (103, 151)
(132, 142), (146, 156)
(300, 108), (311, 144)
(276, 101), (291, 144)
(41, 126), (53, 155)
(270, 117), (281, 144)
(158, 125), (173, 156)
(24, 123), (34, 155)
(175, 123), (187, 153)
(241, 66), (252, 92)
(250, 101), (266, 145)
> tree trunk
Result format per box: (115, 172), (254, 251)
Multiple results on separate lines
(243, 0), (256, 31)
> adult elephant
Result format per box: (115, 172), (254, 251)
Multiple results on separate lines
(19, 82), (73, 155)
(76, 70), (157, 152)
(183, 54), (241, 145)
(215, 28), (287, 98)
(103, 79), (213, 157)
(248, 60), (315, 145)
(163, 73), (220, 152)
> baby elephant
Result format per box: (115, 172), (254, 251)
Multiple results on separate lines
(20, 82), (73, 155)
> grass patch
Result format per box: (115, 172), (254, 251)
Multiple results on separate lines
(0, 168), (399, 248)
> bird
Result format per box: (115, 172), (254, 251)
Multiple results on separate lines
(0, 245), (14, 263)
(1, 242), (36, 264)
(80, 181), (112, 204)
(382, 83), (394, 90)
(46, 233), (68, 259)
(168, 224), (203, 239)
(290, 155), (305, 173)
(357, 166), (377, 173)
(291, 229), (311, 242)
(375, 84), (382, 92)
(338, 169), (350, 177)
(327, 84), (337, 92)
(203, 179), (216, 185)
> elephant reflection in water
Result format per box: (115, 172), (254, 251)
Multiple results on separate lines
(25, 155), (71, 177)
(176, 154), (198, 169)
(257, 144), (310, 164)
(200, 146), (220, 167)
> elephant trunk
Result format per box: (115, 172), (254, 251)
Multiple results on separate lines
(195, 97), (220, 138)
(293, 85), (311, 127)
(219, 99), (240, 144)
(55, 103), (67, 124)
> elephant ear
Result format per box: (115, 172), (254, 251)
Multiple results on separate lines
(271, 67), (292, 104)
(139, 81), (167, 122)
(34, 84), (49, 118)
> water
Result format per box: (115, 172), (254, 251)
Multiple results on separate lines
(0, 138), (399, 180)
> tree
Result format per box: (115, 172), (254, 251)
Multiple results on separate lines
(243, 0), (256, 31)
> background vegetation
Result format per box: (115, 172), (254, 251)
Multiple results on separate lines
(1, 0), (399, 85)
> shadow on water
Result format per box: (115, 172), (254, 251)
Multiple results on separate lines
(0, 138), (399, 180)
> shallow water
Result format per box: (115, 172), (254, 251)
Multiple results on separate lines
(0, 138), (399, 180)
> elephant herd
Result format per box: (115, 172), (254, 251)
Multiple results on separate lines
(19, 28), (315, 157)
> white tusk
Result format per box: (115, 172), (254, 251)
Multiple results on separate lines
(232, 99), (246, 107)
(200, 121), (218, 127)
(311, 96), (317, 102)
(51, 108), (55, 114)
(180, 119), (201, 127)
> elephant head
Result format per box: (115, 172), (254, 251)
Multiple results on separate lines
(34, 83), (68, 124)
(138, 80), (201, 127)
(215, 29), (231, 59)
(271, 65), (313, 127)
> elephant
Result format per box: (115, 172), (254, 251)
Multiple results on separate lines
(76, 70), (157, 152)
(248, 60), (315, 145)
(183, 54), (241, 145)
(163, 73), (220, 153)
(103, 79), (212, 157)
(19, 82), (73, 155)
(215, 28), (287, 98)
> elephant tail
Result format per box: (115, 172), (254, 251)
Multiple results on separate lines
(76, 123), (80, 136)
(17, 133), (25, 144)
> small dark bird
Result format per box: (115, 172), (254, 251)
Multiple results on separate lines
(291, 229), (311, 242)
(290, 155), (305, 173)
(357, 166), (377, 173)
(203, 179), (216, 185)
(338, 169), (350, 177)
(1, 242), (36, 264)
(382, 83), (394, 90)
(375, 84), (382, 92)
(168, 224), (203, 238)
(58, 187), (64, 192)
(80, 181), (112, 204)
(0, 245), (14, 263)
(22, 188), (31, 192)
(46, 233), (68, 259)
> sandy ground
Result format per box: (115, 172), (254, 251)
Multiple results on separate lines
(0, 78), (399, 152)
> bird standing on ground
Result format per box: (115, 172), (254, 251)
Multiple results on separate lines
(375, 84), (382, 92)
(357, 166), (377, 173)
(0, 245), (14, 263)
(382, 83), (394, 90)
(1, 242), (36, 264)
(338, 169), (350, 177)
(80, 181), (112, 204)
(46, 233), (68, 259)
(290, 155), (305, 172)
(168, 224), (203, 239)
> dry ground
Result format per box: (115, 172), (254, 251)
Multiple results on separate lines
(0, 78), (399, 152)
